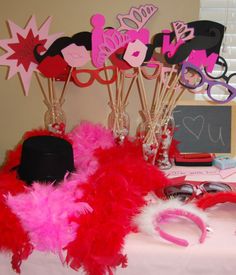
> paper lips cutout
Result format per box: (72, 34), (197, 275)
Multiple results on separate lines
(37, 55), (69, 78)
(123, 39), (148, 67)
(61, 44), (90, 67)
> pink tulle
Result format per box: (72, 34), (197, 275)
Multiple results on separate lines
(7, 181), (92, 253)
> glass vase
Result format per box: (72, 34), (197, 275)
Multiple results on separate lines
(136, 110), (161, 165)
(107, 103), (130, 144)
(44, 100), (66, 135)
(156, 113), (175, 170)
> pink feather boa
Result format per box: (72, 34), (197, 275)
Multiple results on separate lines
(68, 121), (115, 181)
(7, 181), (92, 254)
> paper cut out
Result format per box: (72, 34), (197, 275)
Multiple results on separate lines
(90, 14), (106, 68)
(187, 50), (218, 73)
(37, 55), (68, 78)
(219, 167), (236, 179)
(91, 14), (131, 67)
(165, 21), (225, 65)
(109, 47), (132, 70)
(153, 20), (225, 66)
(34, 32), (92, 63)
(161, 30), (184, 57)
(0, 16), (62, 95)
(72, 66), (117, 87)
(123, 39), (147, 67)
(126, 29), (150, 44)
(172, 21), (194, 42)
(117, 4), (158, 32)
(61, 44), (90, 67)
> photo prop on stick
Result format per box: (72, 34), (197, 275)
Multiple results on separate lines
(34, 32), (91, 64)
(61, 44), (90, 68)
(37, 55), (69, 78)
(172, 21), (195, 42)
(123, 39), (148, 67)
(116, 4), (158, 32)
(72, 66), (117, 87)
(152, 20), (225, 70)
(0, 16), (62, 95)
(91, 13), (131, 68)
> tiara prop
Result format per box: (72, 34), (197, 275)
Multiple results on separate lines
(91, 14), (131, 68)
(117, 4), (158, 32)
(172, 21), (195, 42)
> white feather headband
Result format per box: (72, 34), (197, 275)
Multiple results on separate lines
(134, 199), (208, 247)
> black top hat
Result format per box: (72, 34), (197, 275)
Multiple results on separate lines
(18, 135), (75, 185)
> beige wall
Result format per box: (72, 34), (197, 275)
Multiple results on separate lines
(0, 0), (200, 164)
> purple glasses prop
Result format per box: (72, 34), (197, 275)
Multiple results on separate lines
(180, 61), (236, 104)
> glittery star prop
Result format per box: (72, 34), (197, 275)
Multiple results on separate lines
(0, 15), (62, 95)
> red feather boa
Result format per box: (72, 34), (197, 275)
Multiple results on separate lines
(0, 172), (33, 273)
(65, 141), (168, 275)
(197, 192), (236, 210)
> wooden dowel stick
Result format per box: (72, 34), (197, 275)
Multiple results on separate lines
(123, 74), (137, 105)
(35, 72), (49, 105)
(52, 78), (57, 102)
(48, 78), (53, 104)
(104, 65), (114, 108)
(136, 76), (145, 111)
(151, 76), (161, 114)
(138, 67), (151, 121)
(115, 68), (120, 105)
(59, 67), (73, 105)
(154, 66), (175, 115)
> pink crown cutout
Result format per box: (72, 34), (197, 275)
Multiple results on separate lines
(117, 4), (158, 32)
(172, 21), (195, 42)
(97, 30), (131, 67)
(91, 14), (131, 67)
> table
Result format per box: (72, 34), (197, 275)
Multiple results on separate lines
(1, 167), (236, 275)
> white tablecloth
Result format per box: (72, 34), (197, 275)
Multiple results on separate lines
(1, 166), (236, 275)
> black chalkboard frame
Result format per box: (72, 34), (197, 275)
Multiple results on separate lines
(173, 105), (232, 153)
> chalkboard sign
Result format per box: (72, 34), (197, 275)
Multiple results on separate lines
(173, 105), (232, 153)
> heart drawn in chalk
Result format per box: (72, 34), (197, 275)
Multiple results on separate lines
(182, 115), (204, 140)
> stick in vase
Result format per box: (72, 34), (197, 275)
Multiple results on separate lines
(35, 72), (50, 107)
(59, 67), (73, 105)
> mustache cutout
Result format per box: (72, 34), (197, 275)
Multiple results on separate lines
(34, 32), (92, 63)
(152, 20), (225, 65)
(164, 29), (221, 64)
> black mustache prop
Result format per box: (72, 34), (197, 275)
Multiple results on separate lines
(34, 31), (92, 63)
(152, 20), (225, 65)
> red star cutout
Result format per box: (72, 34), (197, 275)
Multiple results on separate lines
(7, 30), (46, 71)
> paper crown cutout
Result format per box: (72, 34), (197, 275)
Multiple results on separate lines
(117, 4), (158, 32)
(172, 21), (194, 42)
(91, 14), (131, 68)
